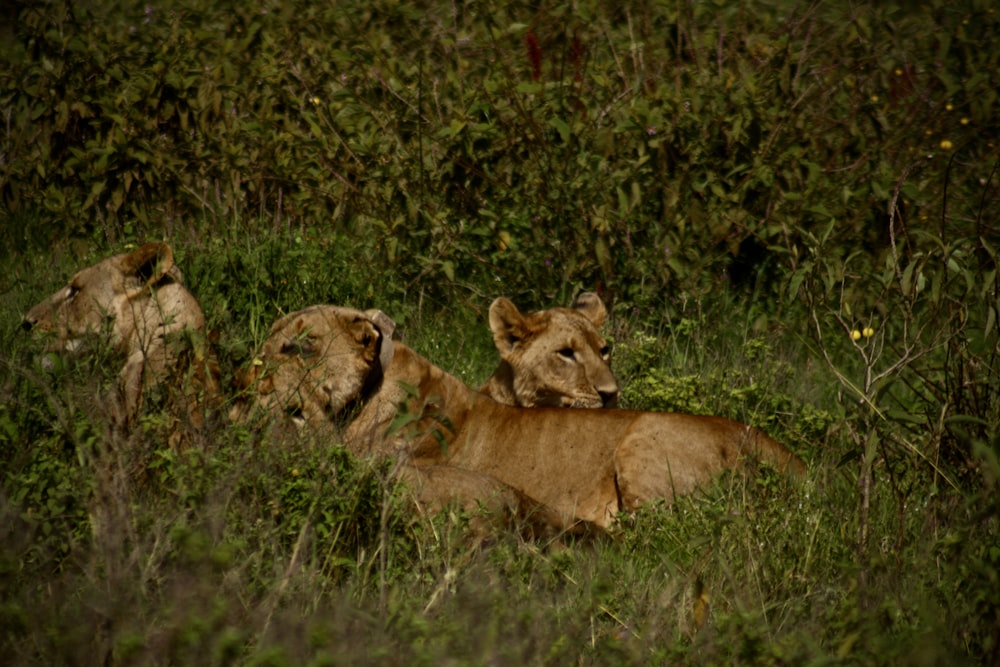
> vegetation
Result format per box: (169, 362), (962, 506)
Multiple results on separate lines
(2, 0), (998, 663)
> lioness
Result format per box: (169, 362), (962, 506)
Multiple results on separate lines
(396, 464), (594, 540)
(242, 305), (806, 529)
(22, 242), (219, 431)
(233, 306), (590, 539)
(480, 292), (619, 408)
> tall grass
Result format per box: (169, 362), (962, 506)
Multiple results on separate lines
(3, 225), (997, 664)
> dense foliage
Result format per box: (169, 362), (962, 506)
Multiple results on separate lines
(2, 0), (998, 664)
(5, 0), (996, 302)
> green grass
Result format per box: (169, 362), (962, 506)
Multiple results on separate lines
(2, 228), (997, 664)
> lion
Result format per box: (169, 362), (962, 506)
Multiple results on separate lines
(240, 305), (806, 530)
(396, 464), (596, 540)
(22, 242), (220, 433)
(479, 292), (619, 408)
(232, 306), (591, 539)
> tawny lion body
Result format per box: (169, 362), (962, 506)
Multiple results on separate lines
(233, 305), (590, 538)
(245, 306), (805, 530)
(397, 464), (595, 539)
(23, 242), (219, 431)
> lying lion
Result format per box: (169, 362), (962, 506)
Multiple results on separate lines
(23, 242), (220, 435)
(479, 291), (619, 408)
(232, 306), (592, 539)
(396, 463), (596, 540)
(241, 305), (805, 529)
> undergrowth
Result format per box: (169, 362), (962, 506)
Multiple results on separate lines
(3, 227), (998, 663)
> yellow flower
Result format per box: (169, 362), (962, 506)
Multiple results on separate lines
(497, 231), (511, 252)
(863, 326), (874, 338)
(291, 468), (300, 477)
(851, 329), (862, 341)
(311, 96), (321, 105)
(870, 94), (879, 103)
(945, 103), (953, 111)
(940, 139), (953, 150)
(960, 118), (970, 125)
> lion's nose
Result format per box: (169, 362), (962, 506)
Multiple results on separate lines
(599, 388), (619, 408)
(20, 318), (34, 332)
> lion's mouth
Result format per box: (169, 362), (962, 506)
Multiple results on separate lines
(533, 392), (566, 408)
(283, 405), (307, 429)
(33, 337), (85, 369)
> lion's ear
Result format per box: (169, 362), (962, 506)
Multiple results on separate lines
(122, 242), (176, 291)
(570, 291), (607, 327)
(364, 309), (396, 370)
(489, 297), (528, 355)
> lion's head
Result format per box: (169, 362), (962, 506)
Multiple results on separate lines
(23, 242), (195, 357)
(482, 292), (620, 408)
(233, 305), (394, 429)
(23, 242), (217, 432)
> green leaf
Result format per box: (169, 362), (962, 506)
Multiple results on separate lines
(82, 180), (106, 209)
(549, 117), (570, 143)
(594, 236), (612, 278)
(786, 262), (811, 300)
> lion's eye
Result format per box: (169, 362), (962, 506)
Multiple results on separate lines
(281, 339), (316, 358)
(557, 348), (576, 360)
(66, 284), (81, 301)
(600, 345), (611, 359)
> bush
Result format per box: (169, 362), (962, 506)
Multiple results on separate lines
(5, 1), (997, 305)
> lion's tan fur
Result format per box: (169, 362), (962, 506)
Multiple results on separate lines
(23, 242), (219, 431)
(242, 305), (806, 530)
(396, 464), (595, 539)
(233, 306), (587, 538)
(480, 292), (620, 408)
(230, 305), (389, 429)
